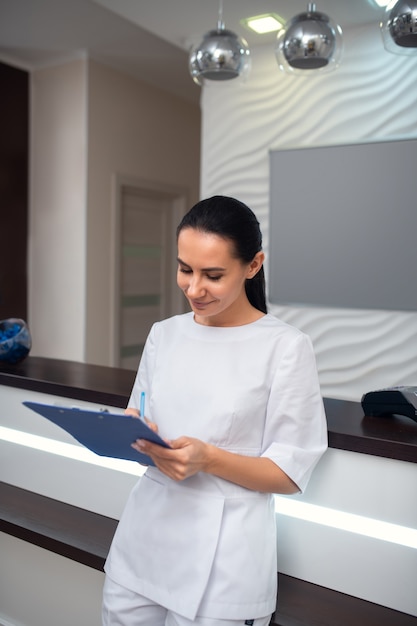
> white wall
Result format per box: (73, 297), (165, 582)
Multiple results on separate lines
(0, 534), (104, 626)
(29, 59), (88, 362)
(200, 23), (417, 402)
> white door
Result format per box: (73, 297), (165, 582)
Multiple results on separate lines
(113, 182), (187, 370)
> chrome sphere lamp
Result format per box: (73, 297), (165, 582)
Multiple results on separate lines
(380, 0), (417, 54)
(275, 3), (342, 74)
(189, 0), (251, 85)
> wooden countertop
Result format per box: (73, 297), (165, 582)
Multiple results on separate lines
(1, 356), (416, 464)
(0, 356), (133, 408)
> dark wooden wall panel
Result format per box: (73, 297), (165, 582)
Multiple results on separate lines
(0, 61), (29, 321)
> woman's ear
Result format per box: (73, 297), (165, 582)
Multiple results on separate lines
(247, 251), (265, 279)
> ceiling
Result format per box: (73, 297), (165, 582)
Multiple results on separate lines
(0, 0), (387, 105)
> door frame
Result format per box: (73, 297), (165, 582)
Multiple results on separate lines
(109, 174), (188, 367)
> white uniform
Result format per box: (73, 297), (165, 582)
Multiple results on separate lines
(104, 313), (327, 621)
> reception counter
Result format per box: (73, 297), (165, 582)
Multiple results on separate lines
(1, 356), (416, 463)
(1, 357), (416, 626)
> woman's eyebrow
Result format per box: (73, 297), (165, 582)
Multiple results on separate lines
(177, 257), (191, 268)
(177, 257), (226, 272)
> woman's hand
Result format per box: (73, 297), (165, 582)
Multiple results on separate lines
(131, 436), (210, 481)
(125, 407), (159, 433)
(126, 405), (299, 493)
(132, 434), (299, 494)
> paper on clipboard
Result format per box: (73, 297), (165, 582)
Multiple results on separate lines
(23, 401), (171, 466)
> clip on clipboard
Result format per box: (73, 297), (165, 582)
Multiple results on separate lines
(23, 401), (171, 466)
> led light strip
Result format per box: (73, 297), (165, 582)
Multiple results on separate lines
(1, 425), (416, 548)
(274, 496), (417, 549)
(0, 425), (144, 476)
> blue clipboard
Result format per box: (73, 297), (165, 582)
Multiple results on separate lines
(23, 401), (171, 466)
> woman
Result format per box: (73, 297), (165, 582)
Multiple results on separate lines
(103, 196), (327, 626)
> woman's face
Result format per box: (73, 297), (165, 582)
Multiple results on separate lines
(176, 228), (263, 327)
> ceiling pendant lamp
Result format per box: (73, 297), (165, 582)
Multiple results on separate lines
(380, 0), (417, 55)
(275, 3), (342, 74)
(189, 0), (251, 85)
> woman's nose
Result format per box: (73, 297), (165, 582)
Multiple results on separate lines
(186, 275), (205, 297)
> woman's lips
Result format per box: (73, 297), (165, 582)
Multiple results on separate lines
(190, 300), (213, 309)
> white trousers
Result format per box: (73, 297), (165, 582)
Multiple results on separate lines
(102, 576), (272, 626)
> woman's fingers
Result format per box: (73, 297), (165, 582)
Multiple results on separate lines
(125, 408), (140, 418)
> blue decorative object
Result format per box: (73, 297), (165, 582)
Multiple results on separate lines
(0, 318), (32, 364)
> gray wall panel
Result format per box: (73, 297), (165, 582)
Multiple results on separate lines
(269, 139), (417, 311)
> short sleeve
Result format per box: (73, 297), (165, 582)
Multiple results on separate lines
(128, 322), (160, 418)
(261, 332), (327, 493)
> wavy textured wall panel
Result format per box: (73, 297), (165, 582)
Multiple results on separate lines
(201, 25), (417, 401)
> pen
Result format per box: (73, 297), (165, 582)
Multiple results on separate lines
(140, 391), (145, 418)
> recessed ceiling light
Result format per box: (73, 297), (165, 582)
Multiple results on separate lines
(242, 13), (284, 35)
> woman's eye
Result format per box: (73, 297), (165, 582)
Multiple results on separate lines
(179, 268), (192, 274)
(208, 275), (222, 281)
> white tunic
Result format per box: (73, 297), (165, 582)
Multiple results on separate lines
(104, 313), (327, 620)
